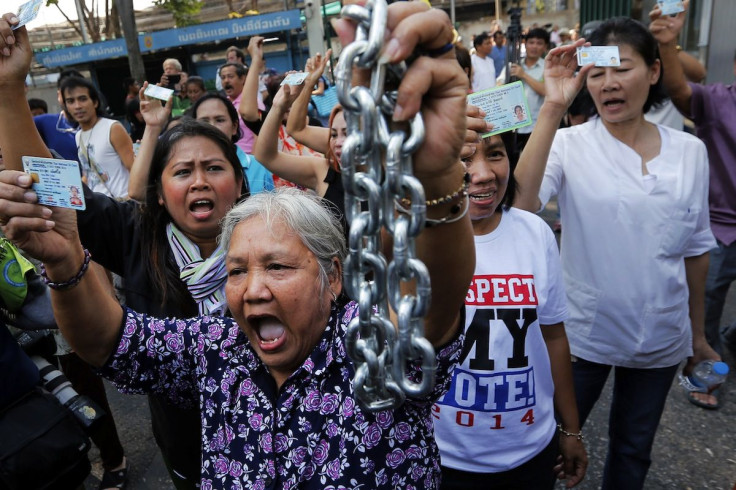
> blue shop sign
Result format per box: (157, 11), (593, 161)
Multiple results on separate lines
(36, 39), (126, 68)
(140, 10), (301, 51)
(35, 10), (302, 68)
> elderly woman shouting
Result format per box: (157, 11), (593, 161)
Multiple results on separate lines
(0, 4), (473, 489)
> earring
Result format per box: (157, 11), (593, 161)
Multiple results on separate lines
(331, 290), (338, 303)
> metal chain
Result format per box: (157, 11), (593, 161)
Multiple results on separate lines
(337, 0), (436, 411)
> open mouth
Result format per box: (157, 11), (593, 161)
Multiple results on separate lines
(249, 316), (286, 350)
(603, 99), (625, 108)
(189, 199), (214, 218)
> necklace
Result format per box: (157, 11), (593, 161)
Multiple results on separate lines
(79, 123), (97, 162)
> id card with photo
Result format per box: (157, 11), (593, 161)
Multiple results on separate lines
(658, 0), (685, 15)
(22, 156), (86, 211)
(467, 81), (532, 137)
(143, 84), (174, 101)
(576, 46), (621, 67)
(281, 72), (308, 86)
(13, 0), (43, 30)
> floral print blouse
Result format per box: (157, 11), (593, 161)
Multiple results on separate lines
(101, 302), (462, 489)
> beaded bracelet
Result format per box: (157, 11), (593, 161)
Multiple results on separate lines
(400, 171), (470, 208)
(395, 194), (469, 228)
(40, 248), (92, 291)
(557, 424), (584, 442)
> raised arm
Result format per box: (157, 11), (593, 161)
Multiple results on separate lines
(513, 39), (592, 212)
(0, 171), (124, 367)
(649, 1), (692, 116)
(0, 15), (123, 366)
(333, 3), (474, 347)
(128, 82), (173, 201)
(253, 85), (329, 192)
(239, 36), (265, 123)
(0, 15), (51, 168)
(285, 51), (331, 153)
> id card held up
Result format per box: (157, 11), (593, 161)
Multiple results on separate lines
(467, 81), (532, 137)
(22, 156), (86, 211)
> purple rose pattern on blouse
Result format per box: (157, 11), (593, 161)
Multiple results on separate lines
(101, 303), (462, 489)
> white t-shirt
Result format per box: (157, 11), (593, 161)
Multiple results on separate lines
(434, 207), (568, 473)
(539, 119), (716, 368)
(471, 53), (497, 93)
(76, 118), (130, 199)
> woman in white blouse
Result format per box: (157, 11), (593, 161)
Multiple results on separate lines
(513, 18), (720, 490)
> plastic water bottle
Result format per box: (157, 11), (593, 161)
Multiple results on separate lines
(679, 361), (729, 393)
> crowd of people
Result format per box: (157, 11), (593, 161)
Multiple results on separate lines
(0, 0), (733, 489)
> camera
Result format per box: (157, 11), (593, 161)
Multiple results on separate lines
(31, 356), (106, 432)
(166, 73), (181, 90)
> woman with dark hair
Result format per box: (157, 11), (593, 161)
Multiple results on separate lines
(513, 19), (719, 489)
(433, 129), (587, 489)
(90, 118), (246, 490)
(191, 92), (273, 194)
(184, 76), (206, 105)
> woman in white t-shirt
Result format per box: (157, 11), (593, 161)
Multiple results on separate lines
(434, 126), (587, 489)
(513, 18), (719, 489)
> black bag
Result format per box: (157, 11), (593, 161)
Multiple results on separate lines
(0, 388), (91, 490)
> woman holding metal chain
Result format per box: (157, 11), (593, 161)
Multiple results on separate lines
(0, 3), (474, 488)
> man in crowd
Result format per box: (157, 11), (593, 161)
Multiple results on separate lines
(28, 98), (47, 116)
(60, 76), (134, 200)
(220, 62), (258, 153)
(217, 44), (269, 102)
(471, 31), (496, 92)
(490, 30), (508, 76)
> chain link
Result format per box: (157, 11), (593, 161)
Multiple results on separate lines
(337, 0), (436, 411)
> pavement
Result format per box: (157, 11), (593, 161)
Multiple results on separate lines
(83, 204), (736, 490)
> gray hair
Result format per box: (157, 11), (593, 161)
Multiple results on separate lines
(163, 58), (182, 71)
(219, 188), (346, 292)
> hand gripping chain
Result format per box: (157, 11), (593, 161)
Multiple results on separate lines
(337, 0), (436, 411)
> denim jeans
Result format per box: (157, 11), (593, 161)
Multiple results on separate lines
(572, 358), (679, 490)
(705, 240), (736, 355)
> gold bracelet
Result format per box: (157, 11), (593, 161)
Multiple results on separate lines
(400, 171), (470, 207)
(395, 194), (469, 228)
(557, 424), (584, 442)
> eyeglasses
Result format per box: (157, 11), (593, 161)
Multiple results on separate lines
(55, 112), (78, 134)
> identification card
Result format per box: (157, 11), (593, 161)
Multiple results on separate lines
(22, 156), (86, 211)
(13, 0), (43, 30)
(143, 84), (174, 101)
(280, 72), (308, 86)
(466, 81), (532, 137)
(658, 0), (685, 15)
(576, 46), (621, 67)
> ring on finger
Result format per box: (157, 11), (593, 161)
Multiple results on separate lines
(425, 42), (454, 57)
